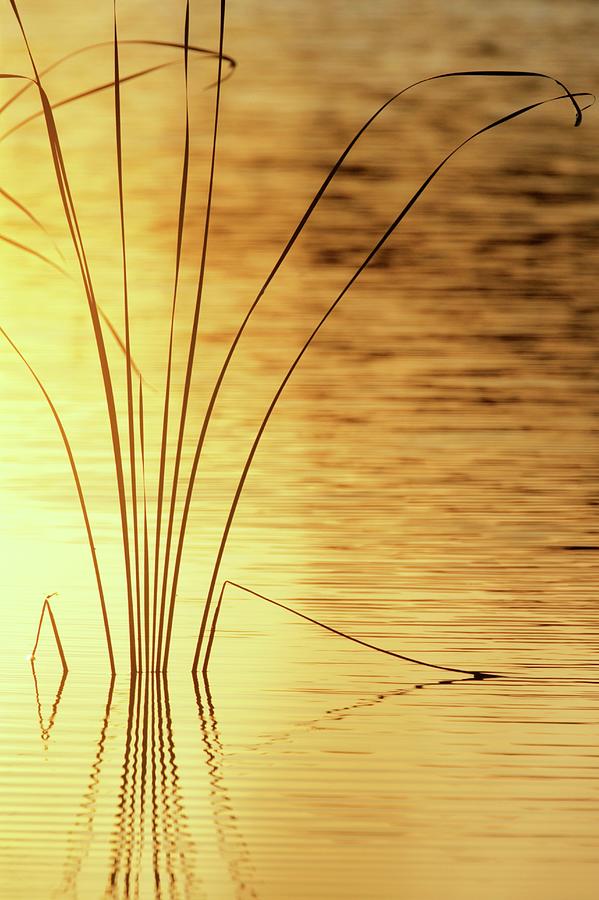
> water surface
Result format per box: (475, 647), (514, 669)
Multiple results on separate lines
(1, 0), (598, 897)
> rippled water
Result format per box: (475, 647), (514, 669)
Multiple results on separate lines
(1, 0), (598, 897)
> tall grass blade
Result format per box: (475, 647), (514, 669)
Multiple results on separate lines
(162, 70), (586, 671)
(156, 0), (227, 671)
(139, 378), (150, 672)
(151, 0), (192, 673)
(7, 0), (137, 670)
(113, 0), (141, 672)
(2, 327), (115, 672)
(191, 88), (591, 672)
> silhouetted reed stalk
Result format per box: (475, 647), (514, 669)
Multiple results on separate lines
(31, 593), (69, 673)
(0, 231), (67, 275)
(190, 87), (592, 674)
(155, 0), (226, 674)
(0, 185), (64, 258)
(3, 6), (233, 676)
(0, 39), (235, 139)
(151, 0), (192, 674)
(140, 380), (151, 673)
(204, 581), (497, 679)
(7, 0), (137, 671)
(2, 328), (115, 671)
(113, 0), (142, 673)
(3, 0), (593, 674)
(161, 71), (588, 675)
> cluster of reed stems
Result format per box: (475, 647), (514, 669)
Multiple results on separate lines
(1, 0), (591, 674)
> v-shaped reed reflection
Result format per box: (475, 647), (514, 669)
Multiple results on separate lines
(30, 659), (67, 750)
(26, 664), (268, 900)
(28, 667), (260, 898)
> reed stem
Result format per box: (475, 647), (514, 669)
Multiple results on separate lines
(204, 581), (497, 678)
(140, 379), (150, 672)
(191, 87), (589, 672)
(156, 0), (227, 672)
(2, 328), (115, 672)
(152, 0), (192, 673)
(160, 70), (584, 672)
(8, 0), (137, 671)
(31, 594), (68, 674)
(113, 0), (142, 672)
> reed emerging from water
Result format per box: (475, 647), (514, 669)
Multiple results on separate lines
(1, 0), (592, 674)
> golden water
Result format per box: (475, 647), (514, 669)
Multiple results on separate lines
(1, 1), (598, 897)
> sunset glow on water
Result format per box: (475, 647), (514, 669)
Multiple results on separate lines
(1, 1), (598, 897)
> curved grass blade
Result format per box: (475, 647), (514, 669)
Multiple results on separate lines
(0, 36), (236, 117)
(0, 185), (65, 260)
(0, 231), (68, 275)
(156, 68), (586, 670)
(1, 326), (115, 673)
(205, 581), (498, 679)
(0, 218), (151, 388)
(6, 0), (137, 671)
(155, 0), (227, 671)
(192, 89), (592, 673)
(0, 62), (170, 143)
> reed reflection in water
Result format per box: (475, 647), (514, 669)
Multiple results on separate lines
(30, 666), (259, 900)
(3, 624), (598, 900)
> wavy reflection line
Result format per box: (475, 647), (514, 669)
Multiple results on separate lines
(151, 674), (199, 900)
(133, 674), (151, 900)
(55, 676), (116, 898)
(101, 675), (198, 899)
(106, 675), (138, 897)
(155, 677), (178, 897)
(30, 659), (67, 750)
(150, 676), (162, 900)
(125, 671), (144, 898)
(194, 674), (258, 900)
(245, 676), (479, 755)
(162, 677), (197, 898)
